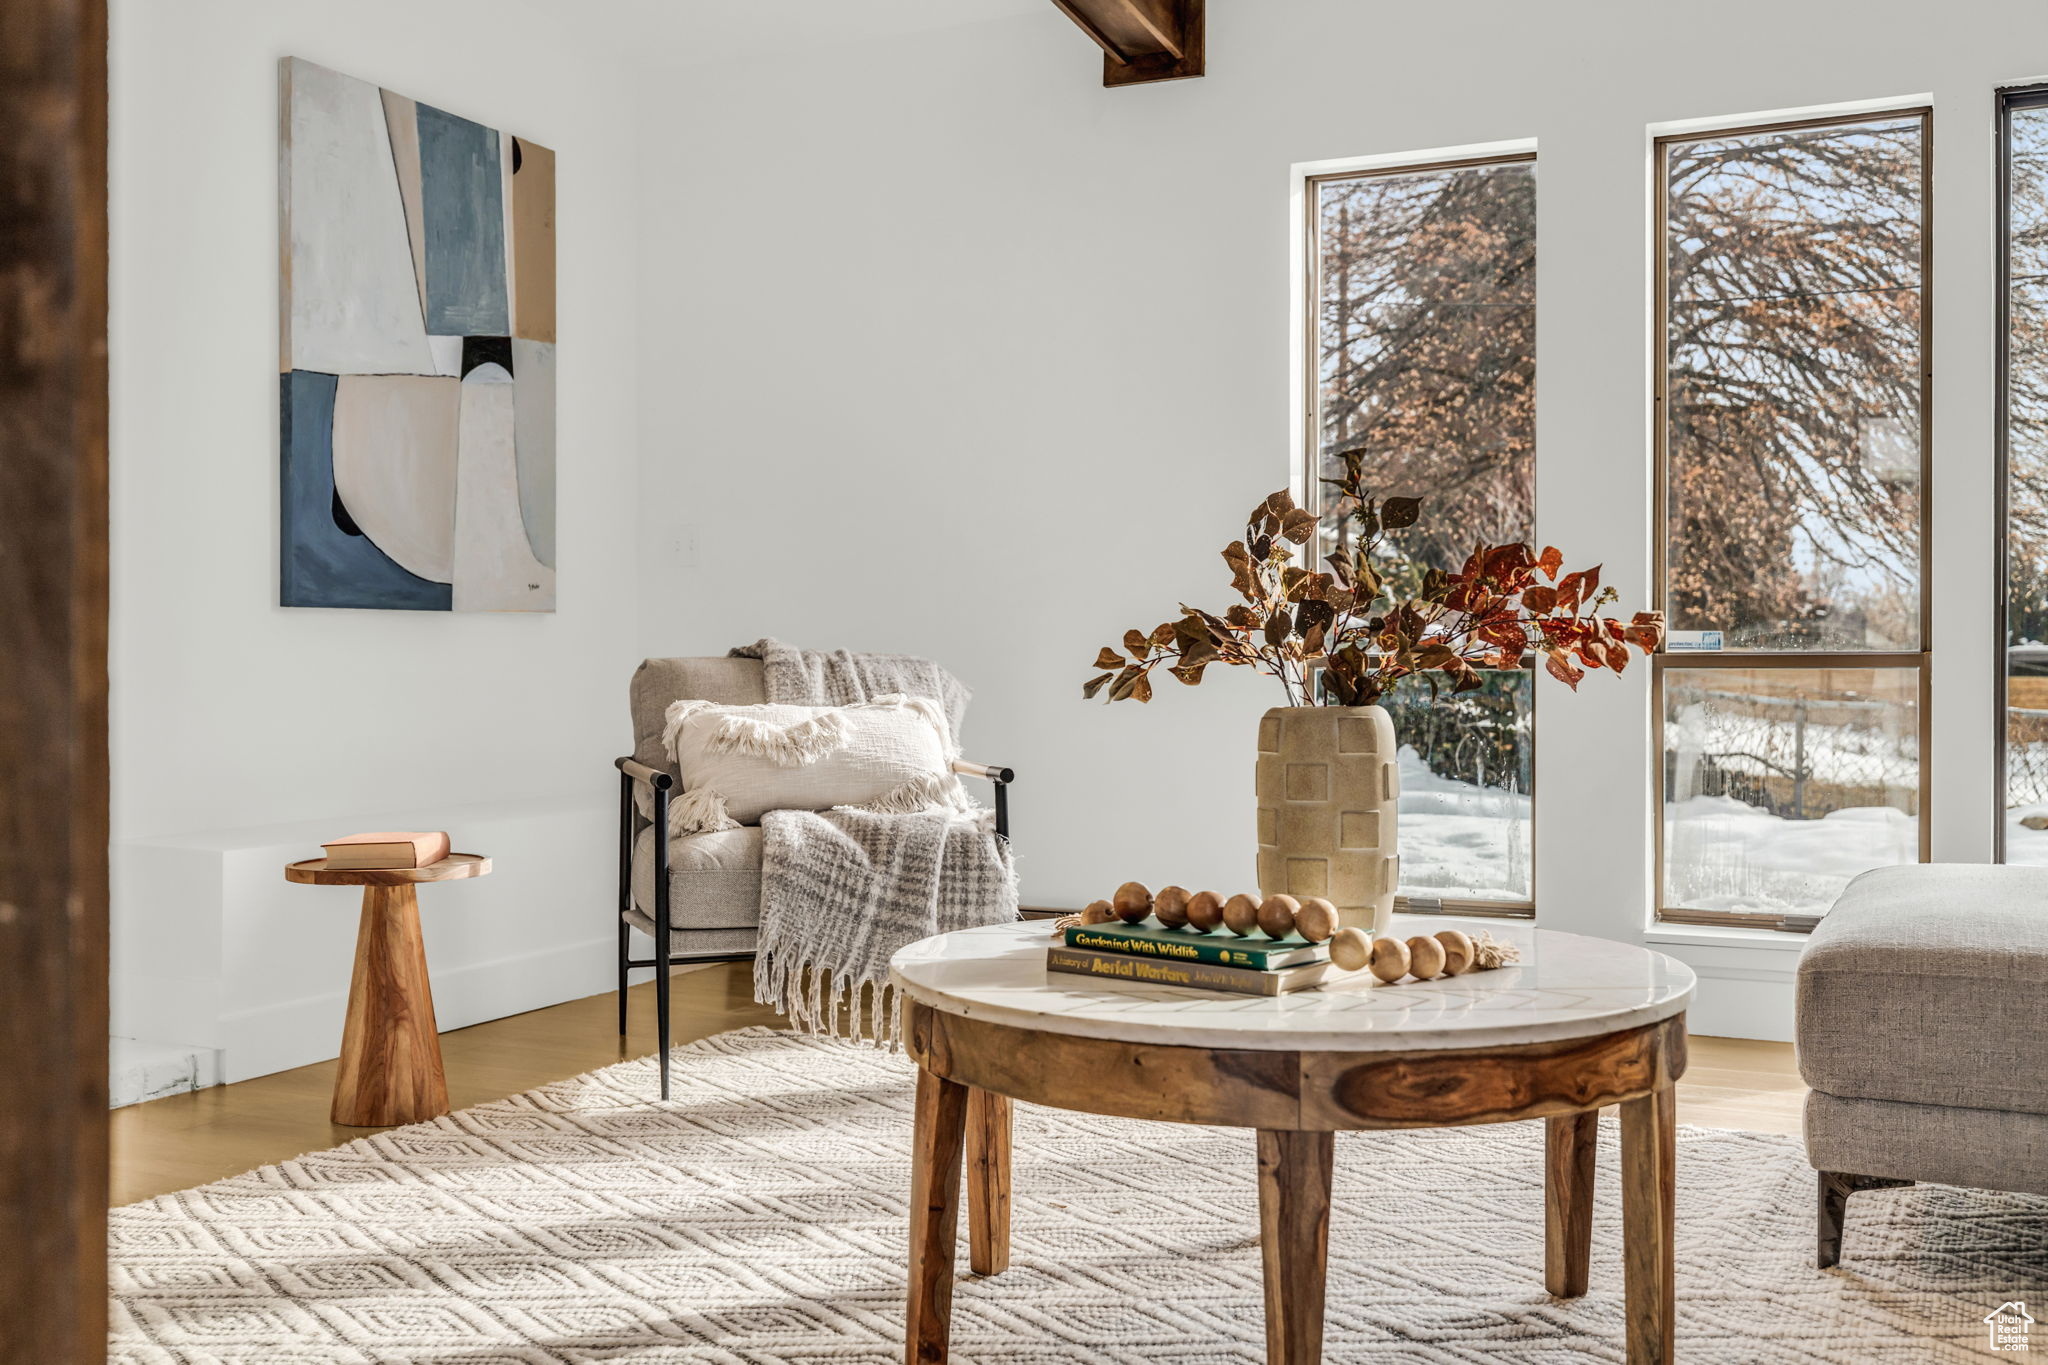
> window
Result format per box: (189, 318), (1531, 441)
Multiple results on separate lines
(2003, 88), (2048, 864)
(1655, 111), (1930, 925)
(1306, 153), (1536, 911)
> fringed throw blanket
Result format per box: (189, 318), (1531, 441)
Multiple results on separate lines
(730, 638), (972, 738)
(727, 638), (1018, 1044)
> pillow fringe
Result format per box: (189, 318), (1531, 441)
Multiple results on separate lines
(706, 710), (849, 766)
(659, 698), (718, 765)
(668, 786), (741, 837)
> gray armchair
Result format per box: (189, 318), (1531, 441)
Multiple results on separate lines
(614, 656), (1013, 1097)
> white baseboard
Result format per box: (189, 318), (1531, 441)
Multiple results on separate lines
(1679, 967), (1798, 1043)
(110, 1037), (224, 1108)
(217, 933), (620, 1083)
(1645, 929), (1803, 1042)
(113, 794), (626, 1087)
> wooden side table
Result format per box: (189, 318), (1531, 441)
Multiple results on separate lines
(891, 920), (1696, 1365)
(284, 853), (490, 1126)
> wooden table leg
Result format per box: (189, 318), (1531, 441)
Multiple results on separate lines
(1256, 1128), (1333, 1365)
(1620, 1082), (1676, 1365)
(965, 1087), (1011, 1276)
(331, 884), (447, 1127)
(907, 1064), (969, 1365)
(1545, 1109), (1599, 1297)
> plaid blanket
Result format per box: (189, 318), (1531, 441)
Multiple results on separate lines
(728, 639), (1018, 1043)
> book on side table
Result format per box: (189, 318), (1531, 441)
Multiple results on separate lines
(321, 831), (451, 870)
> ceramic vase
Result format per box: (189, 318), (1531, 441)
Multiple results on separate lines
(1254, 705), (1399, 934)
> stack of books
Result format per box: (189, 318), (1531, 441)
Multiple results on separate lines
(320, 831), (451, 870)
(1049, 920), (1331, 996)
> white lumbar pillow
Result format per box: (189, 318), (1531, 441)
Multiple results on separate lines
(659, 693), (968, 835)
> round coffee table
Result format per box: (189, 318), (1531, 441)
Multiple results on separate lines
(890, 918), (1694, 1365)
(284, 853), (490, 1126)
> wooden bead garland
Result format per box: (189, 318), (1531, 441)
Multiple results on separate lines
(1256, 894), (1300, 939)
(1294, 897), (1338, 943)
(1367, 934), (1411, 983)
(1325, 927), (1523, 984)
(1221, 893), (1262, 936)
(1184, 890), (1225, 932)
(1405, 934), (1447, 980)
(1055, 882), (1522, 990)
(1435, 929), (1474, 975)
(1112, 881), (1153, 923)
(1056, 885), (1342, 944)
(1328, 927), (1370, 971)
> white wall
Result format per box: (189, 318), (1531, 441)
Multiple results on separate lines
(109, 0), (645, 1074)
(633, 0), (2048, 1037)
(104, 0), (2048, 1062)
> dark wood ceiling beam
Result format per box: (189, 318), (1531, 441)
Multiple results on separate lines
(1112, 0), (1185, 57)
(1048, 0), (1205, 86)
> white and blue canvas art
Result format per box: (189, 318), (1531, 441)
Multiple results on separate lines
(279, 57), (556, 612)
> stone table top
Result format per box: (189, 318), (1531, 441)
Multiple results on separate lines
(890, 917), (1695, 1053)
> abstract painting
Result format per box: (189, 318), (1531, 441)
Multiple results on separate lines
(279, 58), (555, 611)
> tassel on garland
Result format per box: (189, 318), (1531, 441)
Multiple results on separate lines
(1468, 929), (1522, 969)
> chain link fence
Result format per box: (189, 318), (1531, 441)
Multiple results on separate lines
(1666, 684), (1918, 820)
(1382, 670), (1532, 795)
(2008, 708), (2048, 807)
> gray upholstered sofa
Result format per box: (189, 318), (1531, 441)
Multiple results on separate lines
(613, 655), (1013, 1098)
(1797, 863), (2048, 1267)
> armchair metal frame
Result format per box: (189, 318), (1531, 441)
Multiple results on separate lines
(614, 754), (1014, 1098)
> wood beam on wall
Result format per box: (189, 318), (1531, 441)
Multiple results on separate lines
(0, 0), (111, 1360)
(1048, 0), (1204, 86)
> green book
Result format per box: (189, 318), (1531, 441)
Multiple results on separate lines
(1062, 919), (1327, 970)
(1048, 946), (1331, 996)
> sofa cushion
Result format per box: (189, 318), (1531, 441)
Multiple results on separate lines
(1805, 1090), (2048, 1196)
(630, 825), (761, 930)
(629, 657), (767, 775)
(1797, 863), (2048, 1115)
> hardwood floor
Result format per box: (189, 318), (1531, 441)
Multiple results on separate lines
(110, 964), (781, 1206)
(1673, 1033), (1808, 1137)
(111, 965), (1805, 1206)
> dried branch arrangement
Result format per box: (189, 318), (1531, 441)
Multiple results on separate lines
(1085, 455), (1664, 707)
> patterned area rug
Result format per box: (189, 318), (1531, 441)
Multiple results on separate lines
(111, 1027), (2046, 1362)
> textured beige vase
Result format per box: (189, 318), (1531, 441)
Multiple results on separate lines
(1255, 705), (1399, 934)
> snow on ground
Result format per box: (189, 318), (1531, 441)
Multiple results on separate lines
(2005, 794), (2048, 866)
(1663, 696), (1918, 915)
(1663, 795), (1915, 915)
(1397, 745), (1530, 902)
(1395, 710), (1932, 913)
